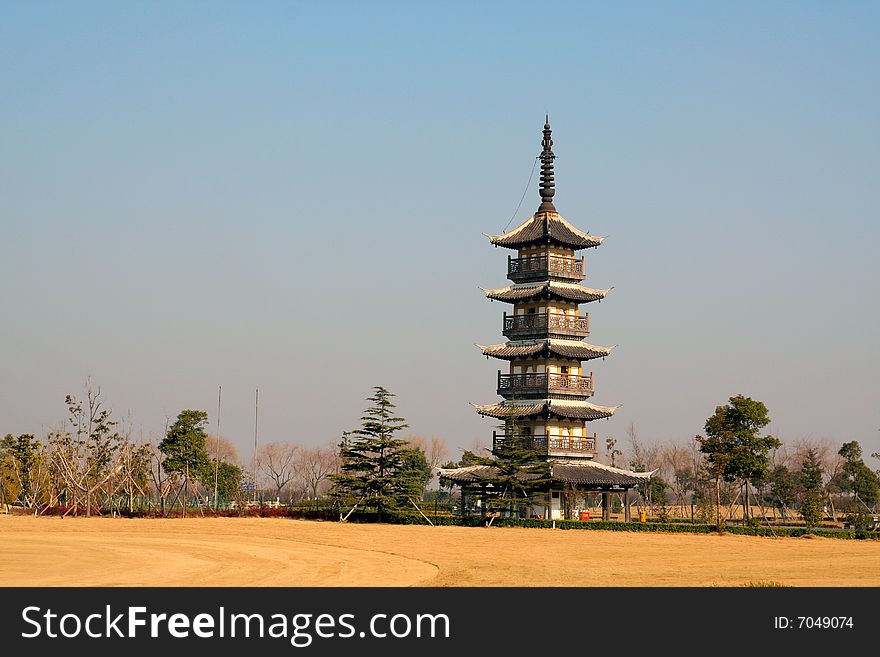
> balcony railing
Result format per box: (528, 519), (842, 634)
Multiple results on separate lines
(508, 255), (585, 282)
(502, 312), (590, 339)
(492, 431), (598, 456)
(497, 371), (594, 398)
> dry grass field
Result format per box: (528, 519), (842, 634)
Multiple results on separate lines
(1, 515), (878, 587)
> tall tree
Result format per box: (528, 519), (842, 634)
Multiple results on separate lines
(829, 441), (880, 510)
(798, 449), (825, 528)
(158, 409), (211, 516)
(49, 386), (124, 516)
(330, 387), (414, 520)
(697, 395), (780, 526)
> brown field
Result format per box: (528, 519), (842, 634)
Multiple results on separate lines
(1, 515), (877, 587)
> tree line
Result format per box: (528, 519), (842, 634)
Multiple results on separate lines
(612, 395), (878, 529)
(438, 394), (879, 530)
(0, 383), (448, 516)
(3, 385), (876, 529)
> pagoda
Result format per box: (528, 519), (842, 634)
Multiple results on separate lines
(440, 120), (652, 521)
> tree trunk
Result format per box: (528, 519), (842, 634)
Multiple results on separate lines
(742, 481), (749, 523)
(715, 477), (722, 529)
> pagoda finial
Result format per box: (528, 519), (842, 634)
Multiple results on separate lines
(537, 118), (556, 213)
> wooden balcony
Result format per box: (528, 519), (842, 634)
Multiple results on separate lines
(497, 371), (594, 399)
(493, 431), (598, 458)
(502, 312), (590, 340)
(508, 255), (585, 283)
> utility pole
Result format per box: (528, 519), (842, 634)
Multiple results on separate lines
(213, 385), (222, 509)
(253, 388), (259, 503)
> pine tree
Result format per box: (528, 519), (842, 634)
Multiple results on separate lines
(330, 387), (414, 520)
(475, 422), (551, 518)
(798, 448), (824, 529)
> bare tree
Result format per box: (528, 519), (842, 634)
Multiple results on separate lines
(297, 443), (340, 503)
(662, 442), (694, 516)
(406, 435), (449, 470)
(206, 435), (240, 464)
(257, 441), (298, 502)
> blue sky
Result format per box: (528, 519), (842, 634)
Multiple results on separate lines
(2, 1), (878, 461)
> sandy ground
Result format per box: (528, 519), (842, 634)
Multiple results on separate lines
(1, 516), (877, 587)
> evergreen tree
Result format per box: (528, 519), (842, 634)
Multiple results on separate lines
(397, 447), (433, 502)
(768, 463), (798, 518)
(330, 387), (414, 520)
(830, 441), (880, 510)
(159, 409), (211, 514)
(213, 460), (243, 507)
(798, 449), (825, 529)
(474, 423), (551, 518)
(697, 395), (780, 526)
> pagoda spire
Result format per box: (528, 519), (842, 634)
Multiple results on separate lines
(537, 116), (557, 213)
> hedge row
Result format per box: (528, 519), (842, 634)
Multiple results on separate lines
(30, 504), (878, 540)
(298, 510), (879, 539)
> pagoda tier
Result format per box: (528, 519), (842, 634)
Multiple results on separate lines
(506, 252), (586, 284)
(478, 338), (612, 361)
(473, 399), (618, 421)
(488, 212), (605, 251)
(502, 310), (591, 340)
(439, 461), (653, 488)
(482, 280), (610, 304)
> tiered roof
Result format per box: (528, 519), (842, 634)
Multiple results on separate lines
(477, 338), (612, 361)
(488, 212), (605, 250)
(473, 399), (618, 421)
(482, 281), (610, 304)
(438, 460), (652, 486)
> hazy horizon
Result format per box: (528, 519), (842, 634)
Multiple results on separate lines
(2, 2), (878, 462)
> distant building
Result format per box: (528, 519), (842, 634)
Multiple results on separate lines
(440, 121), (653, 521)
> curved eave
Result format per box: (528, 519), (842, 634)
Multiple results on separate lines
(549, 463), (655, 486)
(476, 339), (613, 361)
(473, 400), (618, 421)
(487, 213), (605, 251)
(482, 282), (611, 304)
(439, 462), (654, 487)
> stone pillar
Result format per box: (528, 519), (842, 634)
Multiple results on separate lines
(624, 491), (631, 522)
(602, 491), (610, 521)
